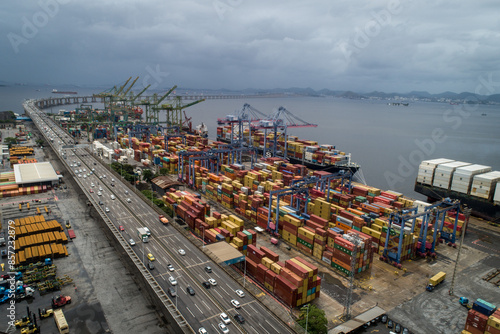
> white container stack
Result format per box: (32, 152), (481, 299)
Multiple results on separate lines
(413, 199), (431, 213)
(470, 171), (500, 200)
(417, 158), (455, 185)
(450, 164), (492, 194)
(432, 161), (471, 189)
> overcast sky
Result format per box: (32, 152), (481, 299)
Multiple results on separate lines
(1, 0), (499, 94)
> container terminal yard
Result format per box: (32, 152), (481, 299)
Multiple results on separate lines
(0, 84), (499, 334)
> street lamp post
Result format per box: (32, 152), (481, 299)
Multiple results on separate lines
(305, 304), (310, 334)
(202, 226), (205, 249)
(243, 259), (247, 287)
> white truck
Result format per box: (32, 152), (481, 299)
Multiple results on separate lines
(137, 228), (149, 243)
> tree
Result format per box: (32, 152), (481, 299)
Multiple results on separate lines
(159, 167), (169, 176)
(142, 169), (154, 182)
(3, 137), (17, 147)
(297, 304), (328, 334)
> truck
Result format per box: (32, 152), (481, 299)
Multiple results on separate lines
(159, 215), (169, 225)
(426, 271), (446, 291)
(137, 228), (149, 243)
(459, 297), (473, 309)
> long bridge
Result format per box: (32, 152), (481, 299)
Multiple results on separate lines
(35, 93), (283, 109)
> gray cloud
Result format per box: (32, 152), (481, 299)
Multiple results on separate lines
(1, 0), (499, 93)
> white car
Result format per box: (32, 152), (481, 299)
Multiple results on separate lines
(91, 183), (95, 187)
(208, 278), (217, 286)
(97, 191), (102, 196)
(198, 328), (208, 334)
(167, 264), (175, 272)
(220, 312), (231, 324)
(168, 276), (177, 286)
(111, 195), (116, 200)
(235, 289), (245, 298)
(231, 299), (241, 309)
(105, 207), (110, 213)
(178, 249), (186, 256)
(129, 239), (136, 246)
(218, 323), (229, 334)
(111, 178), (115, 182)
(126, 198), (131, 203)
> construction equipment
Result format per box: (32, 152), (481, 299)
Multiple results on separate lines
(15, 316), (31, 328)
(39, 308), (54, 319)
(52, 295), (72, 308)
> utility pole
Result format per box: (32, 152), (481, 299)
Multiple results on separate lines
(343, 233), (361, 321)
(449, 207), (471, 296)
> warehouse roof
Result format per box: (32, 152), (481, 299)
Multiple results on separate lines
(205, 242), (245, 266)
(151, 176), (183, 190)
(329, 306), (385, 334)
(14, 162), (59, 184)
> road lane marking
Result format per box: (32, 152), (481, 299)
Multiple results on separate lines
(186, 307), (195, 317)
(265, 319), (279, 334)
(195, 303), (204, 314)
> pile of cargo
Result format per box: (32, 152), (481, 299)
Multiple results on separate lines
(462, 298), (499, 334)
(163, 189), (259, 251)
(245, 251), (320, 307)
(13, 216), (69, 265)
(417, 158), (500, 203)
(9, 146), (34, 156)
(180, 158), (470, 269)
(0, 172), (49, 198)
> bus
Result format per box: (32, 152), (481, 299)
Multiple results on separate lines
(54, 309), (69, 334)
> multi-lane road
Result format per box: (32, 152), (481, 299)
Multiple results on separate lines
(25, 101), (295, 334)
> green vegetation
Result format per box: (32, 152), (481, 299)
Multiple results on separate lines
(297, 304), (328, 334)
(142, 169), (154, 182)
(3, 137), (17, 147)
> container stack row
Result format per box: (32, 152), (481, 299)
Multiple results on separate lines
(13, 216), (69, 265)
(417, 158), (500, 203)
(462, 298), (499, 334)
(245, 252), (321, 307)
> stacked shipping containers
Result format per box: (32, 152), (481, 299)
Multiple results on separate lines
(463, 299), (499, 334)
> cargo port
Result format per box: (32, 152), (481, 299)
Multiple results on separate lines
(1, 83), (499, 334)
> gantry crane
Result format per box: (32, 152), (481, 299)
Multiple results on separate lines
(250, 106), (317, 158)
(217, 103), (268, 145)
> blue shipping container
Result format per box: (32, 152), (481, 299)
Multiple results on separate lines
(473, 300), (495, 316)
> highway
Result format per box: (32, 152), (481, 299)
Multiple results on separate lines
(25, 100), (295, 334)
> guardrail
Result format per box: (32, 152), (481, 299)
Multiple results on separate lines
(24, 101), (193, 333)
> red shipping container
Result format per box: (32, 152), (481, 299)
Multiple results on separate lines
(285, 260), (309, 279)
(464, 324), (485, 334)
(260, 246), (279, 262)
(309, 214), (328, 227)
(486, 325), (500, 334)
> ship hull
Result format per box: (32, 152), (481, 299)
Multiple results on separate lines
(286, 156), (359, 175)
(414, 182), (500, 221)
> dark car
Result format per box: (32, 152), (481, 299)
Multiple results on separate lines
(168, 287), (176, 297)
(204, 266), (212, 273)
(186, 286), (195, 296)
(202, 282), (211, 289)
(387, 320), (394, 329)
(148, 262), (155, 270)
(234, 314), (245, 324)
(395, 323), (402, 333)
(381, 314), (388, 324)
(99, 201), (104, 206)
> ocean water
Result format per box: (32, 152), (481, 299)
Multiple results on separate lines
(2, 85), (499, 200)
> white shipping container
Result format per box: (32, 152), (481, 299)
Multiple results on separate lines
(494, 183), (500, 205)
(435, 161), (471, 172)
(420, 158), (455, 167)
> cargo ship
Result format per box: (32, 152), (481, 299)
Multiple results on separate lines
(52, 89), (77, 94)
(216, 126), (360, 175)
(414, 158), (500, 221)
